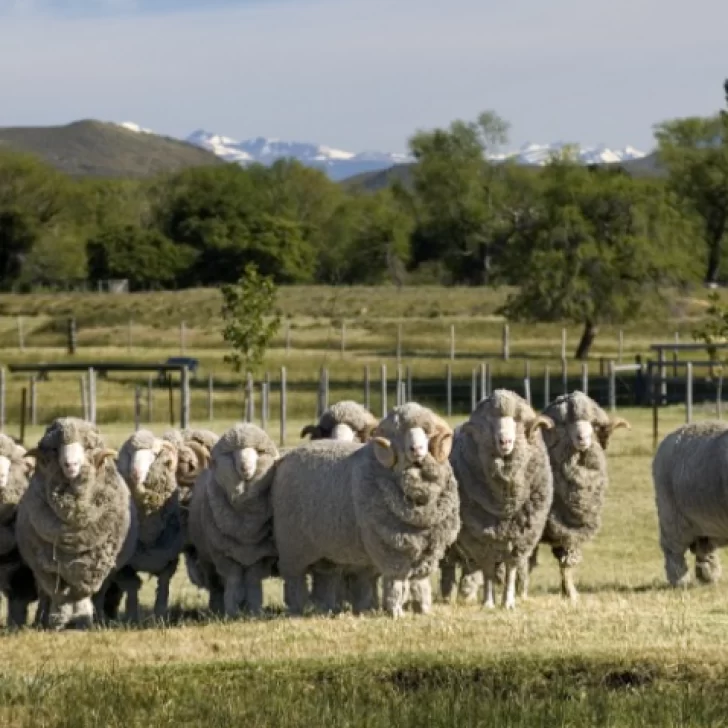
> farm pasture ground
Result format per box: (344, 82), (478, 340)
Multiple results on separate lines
(2, 406), (728, 726)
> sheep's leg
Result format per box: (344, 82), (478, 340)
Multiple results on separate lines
(349, 572), (376, 615)
(243, 564), (266, 616)
(153, 559), (179, 621)
(502, 564), (518, 610)
(48, 600), (75, 631)
(560, 564), (578, 602)
(662, 545), (690, 587)
(72, 598), (95, 630)
(517, 561), (530, 600)
(694, 538), (722, 585)
(310, 569), (339, 614)
(408, 577), (432, 615)
(528, 546), (540, 572)
(223, 565), (245, 619)
(369, 576), (380, 611)
(483, 579), (496, 609)
(209, 587), (225, 616)
(119, 572), (143, 625)
(382, 577), (407, 619)
(459, 570), (482, 604)
(283, 575), (309, 616)
(439, 561), (457, 603)
(6, 594), (30, 629)
(34, 594), (51, 629)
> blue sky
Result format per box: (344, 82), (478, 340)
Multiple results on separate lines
(1, 0), (726, 153)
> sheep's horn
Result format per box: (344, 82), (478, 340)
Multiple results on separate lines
(94, 448), (118, 469)
(372, 436), (397, 468)
(184, 441), (210, 481)
(527, 415), (553, 440)
(429, 429), (453, 463)
(609, 417), (631, 432)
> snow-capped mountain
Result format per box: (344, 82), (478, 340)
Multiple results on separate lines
(116, 122), (647, 180)
(185, 129), (411, 181)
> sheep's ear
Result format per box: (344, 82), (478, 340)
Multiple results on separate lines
(372, 437), (397, 468)
(94, 448), (118, 469)
(526, 415), (553, 441)
(429, 430), (453, 463)
(23, 448), (46, 475)
(300, 424), (317, 439)
(22, 455), (36, 476)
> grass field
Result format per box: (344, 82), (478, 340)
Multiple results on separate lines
(0, 286), (726, 725)
(1, 406), (728, 726)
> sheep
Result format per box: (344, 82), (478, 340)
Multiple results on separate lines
(652, 420), (728, 588)
(449, 389), (553, 609)
(111, 429), (183, 622)
(17, 417), (137, 630)
(161, 427), (218, 590)
(300, 400), (379, 444)
(300, 400), (381, 611)
(187, 423), (279, 617)
(0, 435), (38, 627)
(532, 391), (630, 601)
(272, 402), (459, 618)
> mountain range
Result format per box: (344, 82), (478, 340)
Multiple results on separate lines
(119, 121), (650, 182)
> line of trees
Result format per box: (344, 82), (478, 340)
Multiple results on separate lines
(2, 81), (728, 353)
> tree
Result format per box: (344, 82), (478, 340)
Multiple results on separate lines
(86, 225), (194, 289)
(654, 79), (728, 283)
(692, 290), (728, 375)
(406, 110), (514, 284)
(501, 159), (701, 359)
(221, 263), (282, 376)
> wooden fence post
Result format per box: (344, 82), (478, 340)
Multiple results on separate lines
(19, 389), (26, 446)
(147, 375), (153, 423)
(380, 364), (387, 418)
(67, 318), (77, 356)
(80, 375), (88, 420)
(396, 323), (402, 362)
(446, 364), (452, 417)
(285, 320), (291, 356)
(0, 368), (5, 433)
(261, 380), (269, 431)
(88, 367), (96, 425)
(168, 378), (175, 426)
(280, 367), (287, 447)
(396, 366), (403, 405)
(581, 362), (588, 395)
(561, 358), (568, 394)
(471, 368), (477, 412)
(480, 362), (486, 400)
(685, 361), (693, 424)
(406, 365), (412, 401)
(180, 367), (190, 429)
(29, 376), (37, 426)
(543, 366), (550, 409)
(608, 361), (616, 412)
(561, 328), (567, 361)
(523, 361), (531, 406)
(340, 322), (346, 357)
(264, 371), (271, 422)
(364, 365), (370, 411)
(246, 372), (254, 423)
(502, 325), (509, 361)
(450, 324), (455, 361)
(134, 386), (142, 431)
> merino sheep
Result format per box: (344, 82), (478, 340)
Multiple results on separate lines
(449, 389), (553, 609)
(111, 429), (182, 622)
(301, 400), (381, 611)
(188, 424), (279, 617)
(532, 391), (630, 601)
(652, 420), (728, 587)
(17, 417), (137, 630)
(162, 427), (218, 589)
(300, 400), (379, 444)
(272, 402), (460, 618)
(0, 435), (38, 627)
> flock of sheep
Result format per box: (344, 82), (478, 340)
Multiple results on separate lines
(0, 386), (721, 630)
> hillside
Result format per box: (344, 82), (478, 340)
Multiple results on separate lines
(0, 120), (224, 178)
(342, 151), (665, 192)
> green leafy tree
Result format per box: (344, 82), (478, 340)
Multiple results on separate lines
(86, 225), (195, 289)
(654, 79), (728, 283)
(221, 263), (282, 375)
(406, 110), (513, 284)
(693, 291), (728, 374)
(501, 159), (701, 358)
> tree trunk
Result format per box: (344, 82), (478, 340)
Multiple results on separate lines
(574, 319), (598, 361)
(706, 242), (721, 285)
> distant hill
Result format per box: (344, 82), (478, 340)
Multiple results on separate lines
(0, 120), (224, 178)
(341, 151), (665, 192)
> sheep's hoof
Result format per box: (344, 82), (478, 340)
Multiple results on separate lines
(388, 605), (404, 619)
(483, 599), (495, 609)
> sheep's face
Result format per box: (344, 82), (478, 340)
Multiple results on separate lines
(0, 455), (10, 489)
(129, 447), (157, 487)
(493, 416), (517, 457)
(59, 442), (86, 480)
(372, 410), (453, 471)
(233, 447), (259, 481)
(567, 419), (594, 452)
(331, 423), (356, 442)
